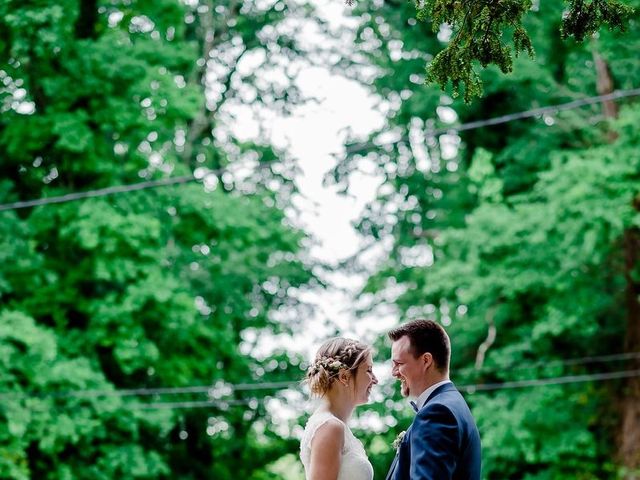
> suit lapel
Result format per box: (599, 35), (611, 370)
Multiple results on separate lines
(387, 422), (413, 480)
(387, 384), (456, 479)
(385, 453), (399, 480)
(424, 381), (455, 406)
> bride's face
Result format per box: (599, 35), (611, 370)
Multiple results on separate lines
(352, 352), (378, 405)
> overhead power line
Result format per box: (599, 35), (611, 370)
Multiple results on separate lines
(0, 158), (276, 213)
(6, 367), (640, 411)
(344, 87), (640, 155)
(461, 368), (640, 393)
(133, 368), (640, 410)
(0, 380), (298, 401)
(436, 88), (640, 135)
(3, 352), (639, 405)
(1, 88), (639, 213)
(23, 368), (637, 412)
(0, 175), (195, 212)
(459, 351), (640, 376)
(140, 398), (256, 410)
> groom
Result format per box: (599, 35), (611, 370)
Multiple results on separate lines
(386, 319), (481, 480)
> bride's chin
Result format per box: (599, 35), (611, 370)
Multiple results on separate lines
(362, 390), (372, 403)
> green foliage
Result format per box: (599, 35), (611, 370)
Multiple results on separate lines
(341, 0), (640, 476)
(0, 0), (316, 478)
(422, 0), (534, 101)
(409, 0), (635, 100)
(562, 0), (635, 41)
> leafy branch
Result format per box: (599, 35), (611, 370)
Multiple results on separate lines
(419, 0), (532, 101)
(421, 0), (633, 101)
(561, 0), (634, 41)
(346, 0), (634, 101)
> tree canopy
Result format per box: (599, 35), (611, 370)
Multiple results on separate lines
(0, 0), (318, 478)
(2, 0), (640, 478)
(337, 0), (640, 477)
(349, 0), (635, 100)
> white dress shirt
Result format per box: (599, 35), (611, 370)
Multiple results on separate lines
(414, 379), (452, 411)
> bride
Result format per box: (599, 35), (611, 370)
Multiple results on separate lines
(300, 337), (378, 480)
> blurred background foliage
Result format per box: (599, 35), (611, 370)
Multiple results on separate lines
(0, 0), (318, 478)
(336, 0), (640, 479)
(1, 0), (639, 479)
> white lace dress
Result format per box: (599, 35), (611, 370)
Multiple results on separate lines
(300, 410), (374, 480)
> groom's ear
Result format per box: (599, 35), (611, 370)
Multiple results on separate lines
(422, 352), (433, 368)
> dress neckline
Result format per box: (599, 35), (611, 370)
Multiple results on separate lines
(312, 408), (347, 425)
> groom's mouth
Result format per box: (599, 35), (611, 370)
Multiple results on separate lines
(400, 379), (409, 396)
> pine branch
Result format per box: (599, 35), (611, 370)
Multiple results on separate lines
(345, 0), (634, 102)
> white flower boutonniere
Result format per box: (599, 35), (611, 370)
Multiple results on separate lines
(392, 430), (406, 450)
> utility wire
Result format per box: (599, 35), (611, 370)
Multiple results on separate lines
(0, 174), (195, 212)
(438, 88), (640, 134)
(139, 399), (255, 410)
(460, 368), (640, 393)
(26, 369), (637, 412)
(3, 353), (639, 403)
(129, 368), (640, 410)
(8, 368), (640, 411)
(19, 367), (637, 413)
(0, 380), (299, 401)
(458, 351), (640, 376)
(2, 88), (639, 213)
(0, 158), (276, 212)
(344, 87), (640, 155)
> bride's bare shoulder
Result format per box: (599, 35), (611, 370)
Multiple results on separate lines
(311, 417), (345, 448)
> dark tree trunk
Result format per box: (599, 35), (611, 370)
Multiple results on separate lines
(620, 221), (640, 479)
(75, 0), (98, 39)
(592, 50), (619, 142)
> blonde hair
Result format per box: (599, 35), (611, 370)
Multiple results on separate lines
(305, 337), (371, 396)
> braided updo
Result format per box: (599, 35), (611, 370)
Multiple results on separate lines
(305, 337), (371, 396)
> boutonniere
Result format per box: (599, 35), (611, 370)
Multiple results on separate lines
(392, 430), (406, 450)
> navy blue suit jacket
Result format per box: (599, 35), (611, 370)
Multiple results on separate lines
(386, 383), (481, 480)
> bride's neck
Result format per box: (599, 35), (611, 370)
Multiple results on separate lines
(321, 393), (354, 423)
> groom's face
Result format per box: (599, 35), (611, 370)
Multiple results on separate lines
(391, 336), (428, 398)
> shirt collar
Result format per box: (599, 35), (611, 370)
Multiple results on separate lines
(413, 379), (451, 411)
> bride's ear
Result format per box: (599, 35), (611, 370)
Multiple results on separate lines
(338, 369), (351, 386)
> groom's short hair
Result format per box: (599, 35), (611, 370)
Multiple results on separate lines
(388, 319), (450, 372)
